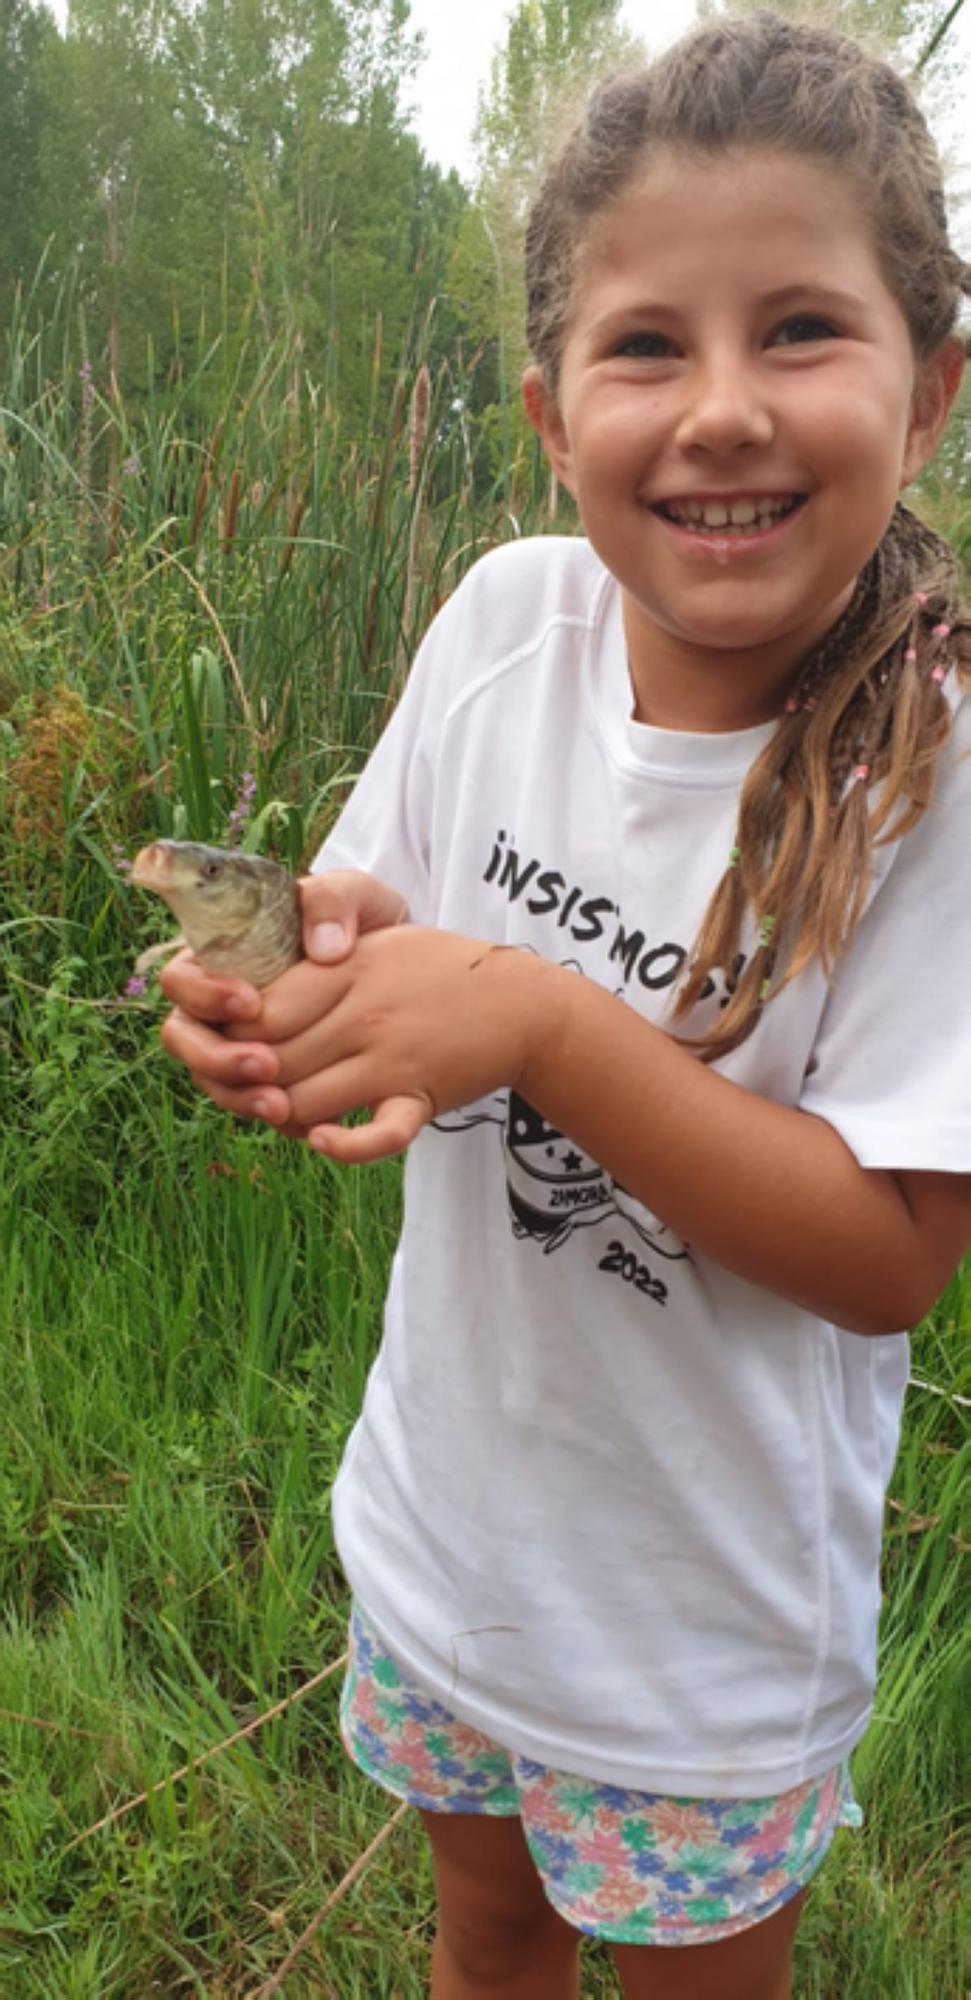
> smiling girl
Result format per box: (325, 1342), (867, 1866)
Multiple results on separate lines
(161, 14), (970, 1997)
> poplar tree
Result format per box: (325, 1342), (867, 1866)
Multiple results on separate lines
(0, 0), (59, 300)
(451, 0), (641, 489)
(20, 0), (465, 430)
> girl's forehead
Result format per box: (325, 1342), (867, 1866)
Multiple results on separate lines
(575, 146), (881, 288)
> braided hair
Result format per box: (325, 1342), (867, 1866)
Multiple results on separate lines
(524, 13), (970, 1061)
(673, 505), (968, 1056)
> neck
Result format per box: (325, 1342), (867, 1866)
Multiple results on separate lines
(622, 600), (833, 732)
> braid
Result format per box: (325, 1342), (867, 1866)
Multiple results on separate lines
(673, 506), (969, 1061)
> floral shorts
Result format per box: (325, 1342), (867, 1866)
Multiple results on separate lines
(340, 1600), (863, 1947)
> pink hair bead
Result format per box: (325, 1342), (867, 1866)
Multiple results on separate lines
(904, 647), (918, 665)
(852, 763), (870, 782)
(931, 623), (951, 640)
(930, 664), (947, 684)
(913, 592), (929, 607)
(784, 695), (800, 713)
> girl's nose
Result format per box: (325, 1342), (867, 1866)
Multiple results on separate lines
(674, 360), (775, 457)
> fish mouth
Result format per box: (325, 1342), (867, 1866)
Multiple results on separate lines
(131, 841), (176, 889)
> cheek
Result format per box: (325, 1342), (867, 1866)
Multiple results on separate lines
(573, 401), (663, 493)
(803, 370), (913, 482)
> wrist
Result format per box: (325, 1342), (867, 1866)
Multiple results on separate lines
(504, 951), (574, 1102)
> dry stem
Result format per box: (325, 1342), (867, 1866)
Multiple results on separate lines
(250, 1801), (409, 1998)
(64, 1649), (348, 1851)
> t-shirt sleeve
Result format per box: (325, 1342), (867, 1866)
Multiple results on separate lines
(798, 697), (971, 1173)
(308, 588), (461, 925)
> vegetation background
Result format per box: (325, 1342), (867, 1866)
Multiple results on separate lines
(0, 0), (967, 1992)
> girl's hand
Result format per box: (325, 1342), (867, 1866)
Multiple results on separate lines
(158, 870), (407, 1125)
(269, 927), (554, 1164)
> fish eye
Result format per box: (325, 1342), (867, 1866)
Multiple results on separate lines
(201, 860), (223, 880)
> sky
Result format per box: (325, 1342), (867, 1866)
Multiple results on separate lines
(403, 0), (697, 177)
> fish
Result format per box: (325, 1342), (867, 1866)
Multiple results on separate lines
(131, 839), (302, 987)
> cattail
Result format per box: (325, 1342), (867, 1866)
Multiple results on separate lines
(362, 575), (379, 671)
(369, 378), (406, 538)
(370, 313), (383, 396)
(189, 464), (210, 548)
(77, 355), (94, 542)
(279, 484), (307, 577)
(190, 419), (222, 545)
(221, 466), (242, 556)
(408, 365), (431, 492)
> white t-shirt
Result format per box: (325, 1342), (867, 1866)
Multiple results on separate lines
(314, 535), (970, 1798)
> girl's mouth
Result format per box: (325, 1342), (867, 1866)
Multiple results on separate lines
(653, 493), (806, 546)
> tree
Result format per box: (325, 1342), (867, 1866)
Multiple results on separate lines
(448, 0), (642, 492)
(0, 0), (59, 300)
(36, 0), (233, 390)
(474, 0), (638, 187)
(25, 0), (466, 432)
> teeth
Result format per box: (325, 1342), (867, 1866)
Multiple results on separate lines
(664, 496), (796, 530)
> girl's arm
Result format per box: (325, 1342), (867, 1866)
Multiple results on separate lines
(168, 918), (971, 1338)
(518, 952), (971, 1338)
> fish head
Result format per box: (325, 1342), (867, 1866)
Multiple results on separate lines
(131, 840), (268, 935)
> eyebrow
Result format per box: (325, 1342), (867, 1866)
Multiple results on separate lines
(758, 284), (867, 314)
(588, 282), (868, 336)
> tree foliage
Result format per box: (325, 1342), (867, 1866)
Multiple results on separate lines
(449, 0), (642, 487)
(5, 0), (465, 430)
(0, 0), (58, 296)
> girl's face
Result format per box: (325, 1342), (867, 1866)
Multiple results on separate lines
(524, 148), (962, 732)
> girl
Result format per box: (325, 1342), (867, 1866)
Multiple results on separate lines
(161, 14), (971, 1997)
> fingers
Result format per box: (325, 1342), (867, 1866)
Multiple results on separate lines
(162, 1007), (281, 1087)
(159, 948), (262, 1024)
(308, 1095), (429, 1163)
(300, 869), (408, 963)
(192, 1073), (293, 1125)
(226, 956), (352, 1045)
(282, 1048), (434, 1135)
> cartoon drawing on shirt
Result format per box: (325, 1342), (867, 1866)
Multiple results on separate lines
(433, 1086), (688, 1285)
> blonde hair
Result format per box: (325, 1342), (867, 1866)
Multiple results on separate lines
(525, 12), (970, 1059)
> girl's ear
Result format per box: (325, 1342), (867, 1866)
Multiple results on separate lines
(521, 366), (578, 496)
(901, 334), (966, 487)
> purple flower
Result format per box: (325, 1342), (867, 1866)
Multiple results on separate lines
(124, 974), (148, 999)
(112, 843), (133, 877)
(227, 770), (258, 842)
(122, 453), (141, 479)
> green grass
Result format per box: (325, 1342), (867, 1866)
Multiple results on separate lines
(0, 292), (967, 1996)
(0, 1103), (966, 1996)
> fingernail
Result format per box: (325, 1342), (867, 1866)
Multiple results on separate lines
(225, 995), (260, 1020)
(309, 921), (346, 959)
(239, 1057), (267, 1081)
(251, 1097), (271, 1120)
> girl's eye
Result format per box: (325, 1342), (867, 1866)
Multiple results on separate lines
(772, 315), (839, 346)
(613, 331), (677, 360)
